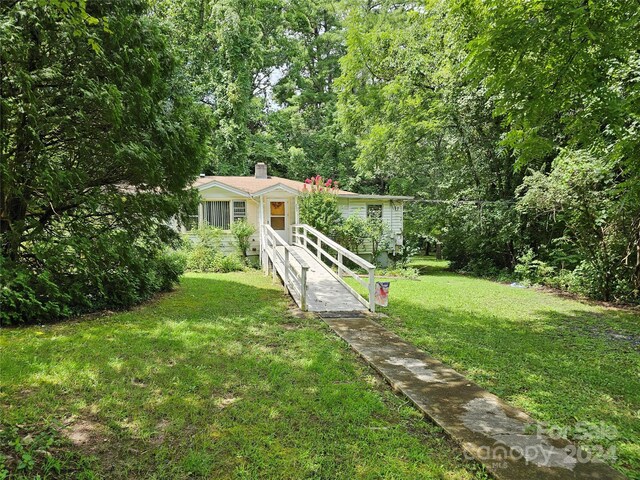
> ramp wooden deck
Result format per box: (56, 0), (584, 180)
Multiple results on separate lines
(261, 224), (375, 313)
(272, 245), (367, 312)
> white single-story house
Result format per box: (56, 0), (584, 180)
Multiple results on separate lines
(185, 163), (411, 262)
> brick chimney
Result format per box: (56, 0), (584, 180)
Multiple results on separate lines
(255, 162), (267, 179)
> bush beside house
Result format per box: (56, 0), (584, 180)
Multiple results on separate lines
(231, 220), (256, 259)
(299, 176), (397, 267)
(179, 226), (250, 273)
(298, 176), (344, 233)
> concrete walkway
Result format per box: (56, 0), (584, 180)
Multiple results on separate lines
(321, 314), (626, 480)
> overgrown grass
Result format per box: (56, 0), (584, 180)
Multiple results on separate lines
(0, 272), (486, 479)
(369, 256), (640, 478)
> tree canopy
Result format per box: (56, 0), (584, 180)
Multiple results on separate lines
(335, 0), (640, 302)
(2, 0), (639, 323)
(1, 0), (208, 323)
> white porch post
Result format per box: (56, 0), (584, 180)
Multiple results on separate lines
(284, 248), (290, 291)
(300, 265), (308, 312)
(368, 267), (376, 313)
(259, 195), (265, 271)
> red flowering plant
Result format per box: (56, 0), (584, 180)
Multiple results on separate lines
(302, 175), (339, 193)
(299, 175), (343, 235)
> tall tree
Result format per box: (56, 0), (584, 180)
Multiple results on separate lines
(463, 0), (640, 299)
(261, 0), (358, 186)
(337, 0), (523, 268)
(158, 0), (359, 184)
(0, 0), (208, 323)
(157, 0), (295, 174)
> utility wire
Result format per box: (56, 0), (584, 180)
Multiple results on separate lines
(410, 198), (517, 205)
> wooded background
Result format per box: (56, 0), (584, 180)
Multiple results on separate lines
(2, 0), (639, 324)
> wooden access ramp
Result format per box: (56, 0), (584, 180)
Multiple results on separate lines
(261, 224), (376, 313)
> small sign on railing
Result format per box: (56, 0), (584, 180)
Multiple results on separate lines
(375, 281), (390, 307)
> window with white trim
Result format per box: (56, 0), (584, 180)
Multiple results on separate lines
(232, 200), (247, 222)
(203, 201), (230, 230)
(366, 204), (383, 220)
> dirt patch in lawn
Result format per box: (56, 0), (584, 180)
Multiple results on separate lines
(62, 417), (110, 450)
(150, 418), (171, 446)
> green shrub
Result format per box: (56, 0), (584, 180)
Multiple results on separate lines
(339, 216), (368, 253)
(212, 252), (245, 273)
(187, 226), (223, 250)
(515, 249), (556, 286)
(184, 249), (245, 273)
(0, 261), (70, 325)
(389, 242), (420, 268)
(0, 233), (186, 326)
(231, 220), (256, 258)
(185, 244), (217, 272)
(365, 218), (391, 264)
(298, 176), (343, 234)
(543, 268), (576, 291)
(338, 216), (392, 264)
(154, 249), (188, 291)
(182, 226), (221, 272)
(181, 226), (245, 273)
(377, 267), (420, 279)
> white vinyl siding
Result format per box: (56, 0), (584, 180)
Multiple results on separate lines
(195, 188), (261, 255)
(337, 199), (404, 252)
(204, 201), (230, 230)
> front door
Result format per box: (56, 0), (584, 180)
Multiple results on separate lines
(269, 200), (287, 241)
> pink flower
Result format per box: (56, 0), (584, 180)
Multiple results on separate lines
(304, 178), (312, 184)
(324, 179), (332, 187)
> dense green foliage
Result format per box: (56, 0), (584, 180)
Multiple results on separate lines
(180, 227), (247, 272)
(230, 219), (256, 259)
(0, 0), (208, 324)
(156, 0), (359, 185)
(337, 0), (640, 302)
(297, 176), (344, 233)
(298, 176), (391, 263)
(2, 2), (638, 474)
(3, 0), (639, 320)
(339, 215), (368, 253)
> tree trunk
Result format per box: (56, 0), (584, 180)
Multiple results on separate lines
(1, 18), (41, 262)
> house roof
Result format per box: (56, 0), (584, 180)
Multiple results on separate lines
(194, 175), (412, 200)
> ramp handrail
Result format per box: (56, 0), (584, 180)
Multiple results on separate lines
(261, 224), (309, 311)
(291, 223), (376, 312)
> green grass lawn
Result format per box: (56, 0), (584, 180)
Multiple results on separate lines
(0, 272), (487, 479)
(369, 256), (640, 478)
